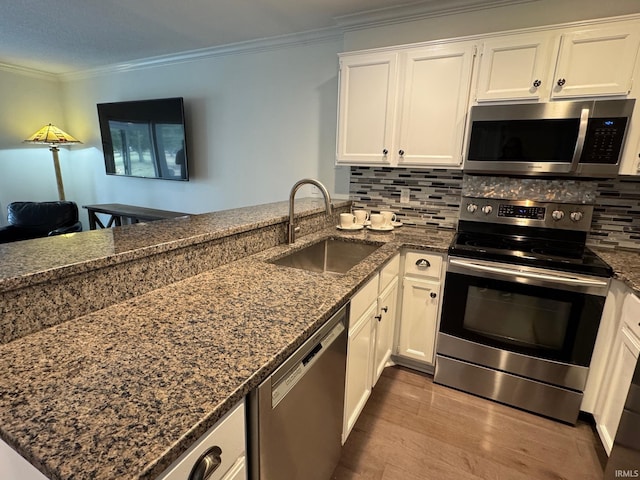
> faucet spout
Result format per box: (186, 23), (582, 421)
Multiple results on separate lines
(288, 178), (333, 244)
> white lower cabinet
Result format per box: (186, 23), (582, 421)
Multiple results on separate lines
(594, 292), (640, 455)
(373, 277), (399, 387)
(398, 277), (441, 364)
(343, 254), (400, 443)
(396, 251), (444, 367)
(157, 400), (246, 480)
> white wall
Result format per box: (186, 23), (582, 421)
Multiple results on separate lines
(0, 68), (66, 226)
(59, 37), (349, 226)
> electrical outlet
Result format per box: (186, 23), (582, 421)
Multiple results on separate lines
(400, 188), (410, 204)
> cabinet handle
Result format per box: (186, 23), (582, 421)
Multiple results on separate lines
(381, 306), (388, 313)
(383, 149), (388, 155)
(375, 314), (382, 322)
(398, 149), (405, 156)
(557, 78), (566, 87)
(533, 79), (541, 88)
(430, 292), (437, 299)
(415, 259), (431, 268)
(189, 446), (222, 480)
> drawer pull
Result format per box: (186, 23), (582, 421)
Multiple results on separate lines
(430, 292), (437, 299)
(381, 306), (388, 313)
(415, 259), (431, 268)
(190, 446), (222, 480)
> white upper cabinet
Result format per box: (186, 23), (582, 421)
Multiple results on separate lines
(476, 22), (640, 102)
(553, 25), (640, 98)
(336, 42), (475, 168)
(336, 52), (398, 165)
(475, 33), (554, 101)
(396, 43), (475, 166)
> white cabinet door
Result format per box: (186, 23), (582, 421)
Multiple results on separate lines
(343, 300), (376, 443)
(475, 33), (554, 101)
(398, 277), (441, 365)
(396, 43), (474, 167)
(595, 293), (640, 455)
(336, 52), (398, 164)
(595, 326), (640, 455)
(552, 25), (640, 98)
(373, 277), (399, 386)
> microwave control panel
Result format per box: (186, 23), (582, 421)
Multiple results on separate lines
(581, 117), (628, 165)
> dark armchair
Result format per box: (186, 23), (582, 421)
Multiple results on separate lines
(0, 201), (83, 244)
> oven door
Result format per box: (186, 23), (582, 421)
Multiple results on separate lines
(439, 257), (609, 391)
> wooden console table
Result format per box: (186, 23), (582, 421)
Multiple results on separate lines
(83, 203), (190, 230)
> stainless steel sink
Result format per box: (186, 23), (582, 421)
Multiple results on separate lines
(271, 238), (381, 274)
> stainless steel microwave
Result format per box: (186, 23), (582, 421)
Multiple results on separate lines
(464, 99), (635, 177)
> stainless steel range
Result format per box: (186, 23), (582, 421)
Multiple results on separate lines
(434, 196), (612, 424)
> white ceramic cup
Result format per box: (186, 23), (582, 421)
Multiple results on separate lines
(353, 210), (369, 225)
(380, 211), (396, 226)
(369, 213), (384, 229)
(339, 213), (356, 228)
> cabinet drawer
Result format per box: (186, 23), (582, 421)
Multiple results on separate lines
(350, 274), (379, 326)
(404, 251), (443, 279)
(379, 254), (400, 292)
(157, 400), (246, 480)
(622, 293), (640, 341)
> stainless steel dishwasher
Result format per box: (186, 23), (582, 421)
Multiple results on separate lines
(249, 304), (348, 480)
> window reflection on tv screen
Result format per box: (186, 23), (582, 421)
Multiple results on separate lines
(97, 97), (189, 181)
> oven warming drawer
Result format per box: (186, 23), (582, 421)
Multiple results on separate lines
(435, 354), (583, 424)
(436, 333), (589, 391)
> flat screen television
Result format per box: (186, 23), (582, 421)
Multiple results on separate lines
(97, 97), (189, 181)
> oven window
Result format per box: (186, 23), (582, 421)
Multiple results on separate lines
(464, 286), (571, 350)
(440, 272), (604, 366)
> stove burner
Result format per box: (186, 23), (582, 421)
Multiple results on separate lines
(450, 232), (611, 277)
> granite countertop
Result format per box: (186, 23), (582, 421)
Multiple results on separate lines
(592, 247), (640, 295)
(0, 224), (453, 480)
(0, 198), (350, 293)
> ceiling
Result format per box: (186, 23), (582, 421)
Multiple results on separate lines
(0, 0), (531, 75)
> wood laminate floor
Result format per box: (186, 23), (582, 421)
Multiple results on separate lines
(332, 366), (606, 480)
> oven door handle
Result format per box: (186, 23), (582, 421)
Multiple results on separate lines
(449, 258), (609, 288)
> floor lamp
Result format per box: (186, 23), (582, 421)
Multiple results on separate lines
(23, 124), (82, 201)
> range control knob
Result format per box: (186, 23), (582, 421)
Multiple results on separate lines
(481, 205), (493, 215)
(551, 210), (565, 221)
(466, 203), (478, 213)
(570, 211), (584, 222)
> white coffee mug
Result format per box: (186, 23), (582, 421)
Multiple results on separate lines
(369, 213), (384, 229)
(353, 210), (369, 225)
(339, 213), (356, 228)
(380, 211), (396, 226)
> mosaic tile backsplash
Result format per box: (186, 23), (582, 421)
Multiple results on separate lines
(349, 167), (640, 251)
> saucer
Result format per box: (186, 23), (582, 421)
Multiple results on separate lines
(337, 224), (364, 231)
(367, 225), (394, 232)
(391, 221), (403, 227)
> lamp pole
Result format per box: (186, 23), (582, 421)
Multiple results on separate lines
(50, 145), (65, 201)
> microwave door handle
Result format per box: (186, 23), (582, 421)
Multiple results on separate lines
(569, 107), (590, 173)
(449, 258), (609, 287)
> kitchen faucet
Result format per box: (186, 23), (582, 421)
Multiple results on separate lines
(288, 178), (333, 244)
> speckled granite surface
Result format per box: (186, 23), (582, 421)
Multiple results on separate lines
(592, 247), (640, 296)
(0, 199), (351, 344)
(0, 223), (452, 480)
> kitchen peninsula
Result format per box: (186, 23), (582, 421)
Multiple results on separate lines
(0, 198), (452, 480)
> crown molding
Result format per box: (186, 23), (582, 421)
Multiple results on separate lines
(333, 0), (541, 30)
(0, 62), (58, 81)
(59, 27), (343, 81)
